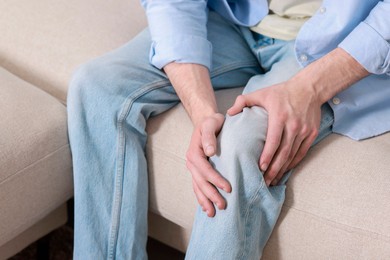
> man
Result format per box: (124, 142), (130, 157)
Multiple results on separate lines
(67, 0), (390, 259)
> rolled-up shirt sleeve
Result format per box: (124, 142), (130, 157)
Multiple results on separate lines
(141, 0), (212, 70)
(339, 0), (390, 75)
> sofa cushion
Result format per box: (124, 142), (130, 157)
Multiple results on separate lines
(0, 68), (73, 245)
(0, 0), (147, 103)
(263, 133), (390, 259)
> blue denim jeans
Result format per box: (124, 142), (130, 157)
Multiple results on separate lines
(67, 11), (333, 260)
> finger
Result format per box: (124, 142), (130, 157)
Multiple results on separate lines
(286, 129), (318, 171)
(259, 115), (284, 173)
(271, 135), (303, 186)
(194, 176), (226, 212)
(228, 92), (267, 116)
(227, 95), (247, 116)
(263, 128), (296, 186)
(271, 124), (319, 185)
(228, 93), (265, 116)
(201, 114), (224, 157)
(192, 179), (215, 217)
(187, 148), (232, 192)
(187, 161), (227, 211)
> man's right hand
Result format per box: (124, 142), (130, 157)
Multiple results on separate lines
(163, 62), (231, 217)
(186, 113), (232, 218)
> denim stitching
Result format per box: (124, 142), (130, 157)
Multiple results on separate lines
(238, 177), (265, 260)
(210, 60), (259, 78)
(108, 79), (171, 260)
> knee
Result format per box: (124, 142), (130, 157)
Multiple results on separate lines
(67, 59), (121, 129)
(218, 106), (268, 160)
(68, 60), (105, 105)
(208, 107), (269, 200)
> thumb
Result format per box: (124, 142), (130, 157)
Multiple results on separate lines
(227, 95), (248, 116)
(201, 114), (224, 157)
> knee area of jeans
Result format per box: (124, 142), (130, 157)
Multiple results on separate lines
(218, 129), (260, 160)
(67, 68), (92, 111)
(68, 60), (107, 96)
(218, 107), (267, 156)
(69, 61), (125, 115)
(224, 170), (266, 207)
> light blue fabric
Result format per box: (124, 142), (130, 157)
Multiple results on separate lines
(140, 0), (269, 70)
(141, 0), (390, 140)
(68, 11), (332, 259)
(296, 0), (390, 140)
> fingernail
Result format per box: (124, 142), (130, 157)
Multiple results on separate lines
(206, 145), (215, 155)
(272, 179), (278, 186)
(261, 163), (268, 172)
(265, 179), (271, 187)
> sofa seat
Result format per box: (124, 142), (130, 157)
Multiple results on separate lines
(0, 0), (147, 104)
(1, 0), (389, 258)
(0, 68), (73, 259)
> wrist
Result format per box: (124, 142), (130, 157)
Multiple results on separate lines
(192, 110), (223, 127)
(292, 47), (369, 104)
(164, 62), (220, 126)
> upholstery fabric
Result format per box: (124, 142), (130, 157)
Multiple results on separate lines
(0, 204), (68, 260)
(0, 68), (73, 246)
(263, 133), (390, 258)
(0, 0), (147, 103)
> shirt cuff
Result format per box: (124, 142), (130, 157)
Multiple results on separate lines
(149, 35), (213, 70)
(339, 21), (390, 75)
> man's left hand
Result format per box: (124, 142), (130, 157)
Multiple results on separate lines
(227, 80), (322, 186)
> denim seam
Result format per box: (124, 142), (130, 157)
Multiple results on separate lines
(238, 178), (265, 260)
(107, 79), (172, 260)
(210, 60), (259, 79)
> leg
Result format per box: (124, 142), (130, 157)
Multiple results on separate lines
(68, 30), (174, 260)
(186, 39), (334, 260)
(68, 11), (260, 260)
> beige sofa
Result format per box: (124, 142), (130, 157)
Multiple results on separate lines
(1, 0), (389, 259)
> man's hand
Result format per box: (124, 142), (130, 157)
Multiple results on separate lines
(163, 62), (232, 217)
(227, 81), (321, 186)
(186, 113), (232, 217)
(227, 48), (369, 186)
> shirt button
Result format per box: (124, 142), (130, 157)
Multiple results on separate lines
(299, 54), (308, 62)
(332, 97), (341, 105)
(319, 7), (326, 14)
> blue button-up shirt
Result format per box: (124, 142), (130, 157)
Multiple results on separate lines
(141, 0), (390, 140)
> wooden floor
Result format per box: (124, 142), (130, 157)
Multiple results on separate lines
(10, 225), (185, 260)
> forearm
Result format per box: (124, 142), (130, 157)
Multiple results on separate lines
(165, 62), (229, 217)
(291, 47), (370, 105)
(164, 62), (218, 126)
